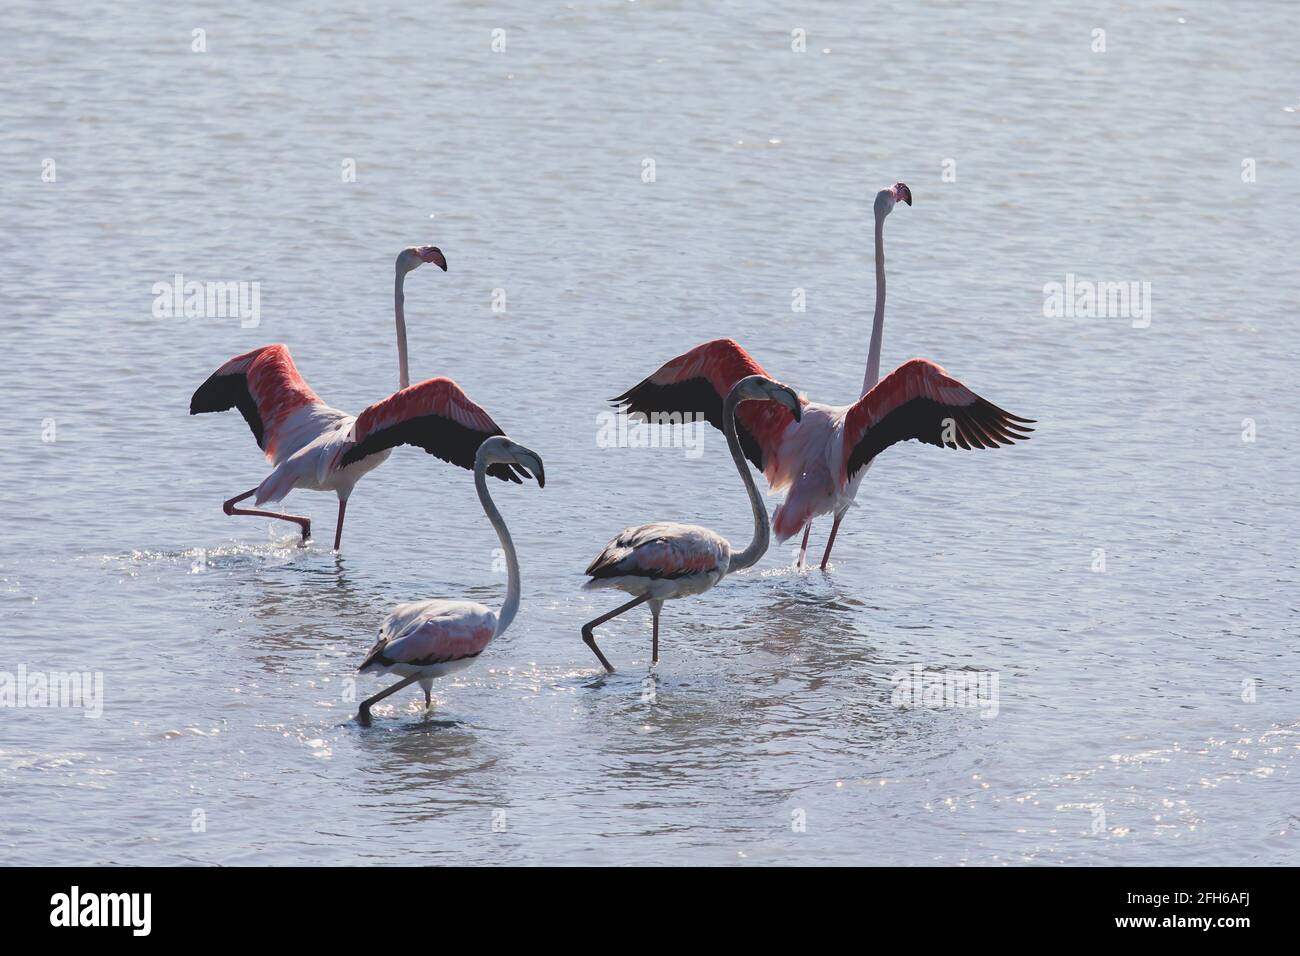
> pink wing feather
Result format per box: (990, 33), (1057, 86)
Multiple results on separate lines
(840, 359), (1034, 482)
(611, 338), (800, 481)
(189, 344), (325, 463)
(337, 377), (523, 481)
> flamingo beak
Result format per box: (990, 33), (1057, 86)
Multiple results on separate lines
(517, 453), (545, 488)
(415, 246), (447, 271)
(893, 183), (912, 206)
(779, 386), (803, 422)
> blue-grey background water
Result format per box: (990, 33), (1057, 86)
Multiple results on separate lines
(1, 1), (1297, 865)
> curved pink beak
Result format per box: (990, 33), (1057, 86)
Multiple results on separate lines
(892, 182), (912, 206)
(413, 246), (447, 271)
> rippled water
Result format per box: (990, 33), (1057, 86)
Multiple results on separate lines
(2, 1), (1297, 865)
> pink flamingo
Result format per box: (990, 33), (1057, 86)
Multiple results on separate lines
(582, 375), (801, 672)
(189, 247), (524, 549)
(613, 183), (1034, 570)
(355, 436), (543, 723)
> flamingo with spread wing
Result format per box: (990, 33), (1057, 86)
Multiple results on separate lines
(612, 183), (1034, 569)
(189, 247), (523, 549)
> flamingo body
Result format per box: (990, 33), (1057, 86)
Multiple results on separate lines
(584, 522), (730, 601)
(358, 600), (498, 681)
(251, 413), (390, 507)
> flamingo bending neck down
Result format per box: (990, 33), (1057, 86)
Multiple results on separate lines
(355, 436), (544, 723)
(611, 182), (1035, 571)
(189, 247), (525, 550)
(581, 375), (801, 672)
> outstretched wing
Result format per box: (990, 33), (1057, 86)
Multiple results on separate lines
(610, 338), (800, 476)
(338, 377), (525, 482)
(189, 344), (324, 462)
(842, 359), (1034, 480)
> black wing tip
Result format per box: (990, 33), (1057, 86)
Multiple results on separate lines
(986, 402), (1036, 426)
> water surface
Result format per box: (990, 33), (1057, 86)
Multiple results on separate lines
(1, 1), (1297, 865)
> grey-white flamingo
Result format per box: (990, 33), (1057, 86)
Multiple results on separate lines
(355, 436), (544, 723)
(581, 375), (801, 671)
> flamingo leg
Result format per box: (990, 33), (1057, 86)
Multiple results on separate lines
(819, 512), (845, 570)
(797, 523), (812, 568)
(420, 678), (433, 708)
(223, 487), (311, 542)
(650, 599), (663, 665)
(581, 594), (651, 673)
(333, 497), (348, 551)
(357, 673), (422, 724)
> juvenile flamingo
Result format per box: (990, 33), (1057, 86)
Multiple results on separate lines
(355, 436), (544, 723)
(582, 375), (801, 672)
(613, 183), (1034, 569)
(189, 247), (523, 549)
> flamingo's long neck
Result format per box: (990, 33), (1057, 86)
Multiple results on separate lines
(723, 391), (770, 574)
(475, 458), (520, 637)
(862, 211), (886, 396)
(394, 270), (411, 390)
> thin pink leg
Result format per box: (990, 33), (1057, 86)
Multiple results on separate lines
(797, 522), (812, 568)
(819, 513), (844, 570)
(333, 497), (347, 551)
(223, 488), (311, 542)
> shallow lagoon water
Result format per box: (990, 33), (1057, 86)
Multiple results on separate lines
(1, 2), (1297, 864)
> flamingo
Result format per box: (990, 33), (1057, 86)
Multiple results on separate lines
(581, 375), (802, 672)
(189, 246), (524, 549)
(611, 183), (1034, 570)
(355, 436), (544, 723)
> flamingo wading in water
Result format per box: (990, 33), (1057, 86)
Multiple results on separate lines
(612, 183), (1034, 569)
(582, 375), (801, 672)
(189, 247), (524, 549)
(355, 436), (544, 723)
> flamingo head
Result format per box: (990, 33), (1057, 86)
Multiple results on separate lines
(478, 436), (546, 488)
(875, 182), (912, 217)
(397, 245), (448, 273)
(730, 375), (803, 423)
